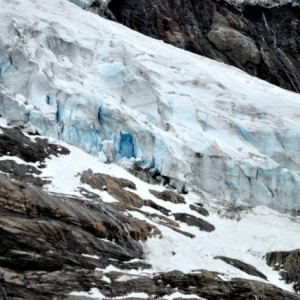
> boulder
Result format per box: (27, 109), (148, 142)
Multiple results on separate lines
(207, 26), (261, 66)
(144, 199), (171, 215)
(81, 170), (143, 208)
(149, 189), (185, 204)
(190, 203), (209, 217)
(172, 213), (215, 232)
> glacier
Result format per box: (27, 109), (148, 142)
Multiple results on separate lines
(1, 0), (300, 210)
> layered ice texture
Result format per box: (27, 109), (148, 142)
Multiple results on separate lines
(1, 0), (300, 210)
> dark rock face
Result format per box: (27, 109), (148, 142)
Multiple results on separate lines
(64, 269), (300, 300)
(144, 199), (171, 215)
(0, 160), (48, 187)
(266, 249), (300, 292)
(154, 271), (300, 300)
(0, 126), (69, 164)
(102, 0), (300, 92)
(139, 209), (196, 238)
(216, 256), (267, 280)
(149, 189), (186, 204)
(0, 126), (69, 187)
(172, 212), (215, 232)
(0, 174), (144, 261)
(242, 4), (300, 92)
(0, 173), (153, 298)
(190, 203), (209, 217)
(127, 161), (162, 184)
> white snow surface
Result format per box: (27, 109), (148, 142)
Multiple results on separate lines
(1, 0), (300, 210)
(162, 293), (205, 300)
(70, 289), (149, 299)
(33, 137), (299, 295)
(70, 288), (106, 299)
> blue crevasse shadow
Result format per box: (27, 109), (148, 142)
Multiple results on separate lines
(235, 124), (251, 142)
(56, 99), (62, 123)
(148, 156), (155, 169)
(119, 132), (135, 158)
(46, 95), (51, 105)
(267, 186), (275, 198)
(97, 105), (103, 125)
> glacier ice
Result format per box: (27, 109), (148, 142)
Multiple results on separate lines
(119, 132), (135, 159)
(68, 0), (94, 9)
(1, 0), (300, 210)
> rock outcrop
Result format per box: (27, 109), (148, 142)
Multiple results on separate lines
(0, 172), (154, 298)
(90, 0), (300, 93)
(266, 249), (300, 292)
(172, 213), (215, 232)
(190, 203), (209, 217)
(0, 126), (69, 164)
(149, 189), (186, 204)
(81, 169), (144, 208)
(0, 126), (70, 186)
(216, 256), (267, 280)
(65, 269), (300, 300)
(0, 160), (48, 187)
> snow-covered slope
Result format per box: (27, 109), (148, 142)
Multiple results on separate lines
(1, 0), (300, 210)
(2, 123), (298, 296)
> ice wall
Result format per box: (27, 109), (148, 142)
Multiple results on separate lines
(1, 0), (300, 210)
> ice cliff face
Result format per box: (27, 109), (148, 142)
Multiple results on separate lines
(1, 0), (300, 210)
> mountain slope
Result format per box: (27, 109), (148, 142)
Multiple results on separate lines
(0, 1), (300, 297)
(0, 122), (300, 299)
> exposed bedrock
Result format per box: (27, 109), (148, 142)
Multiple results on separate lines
(266, 249), (300, 293)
